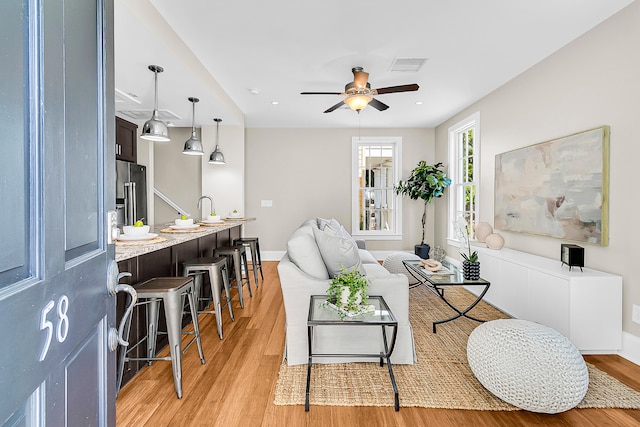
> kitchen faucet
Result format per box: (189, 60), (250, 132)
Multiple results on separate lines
(197, 195), (214, 215)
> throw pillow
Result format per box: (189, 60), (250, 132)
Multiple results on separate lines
(312, 226), (365, 278)
(316, 217), (341, 230)
(287, 225), (329, 280)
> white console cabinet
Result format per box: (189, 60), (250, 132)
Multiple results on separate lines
(464, 246), (622, 353)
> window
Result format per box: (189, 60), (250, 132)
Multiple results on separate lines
(448, 113), (480, 242)
(351, 137), (402, 239)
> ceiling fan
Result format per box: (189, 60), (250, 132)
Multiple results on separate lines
(301, 67), (419, 113)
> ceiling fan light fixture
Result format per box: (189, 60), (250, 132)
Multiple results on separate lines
(183, 97), (204, 156)
(208, 118), (225, 165)
(140, 65), (170, 142)
(344, 93), (372, 111)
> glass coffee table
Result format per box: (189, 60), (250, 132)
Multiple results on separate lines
(306, 295), (399, 411)
(403, 259), (491, 333)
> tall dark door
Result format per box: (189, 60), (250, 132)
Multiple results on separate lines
(0, 0), (116, 425)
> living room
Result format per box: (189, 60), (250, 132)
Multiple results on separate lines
(119, 0), (640, 363)
(113, 0), (640, 424)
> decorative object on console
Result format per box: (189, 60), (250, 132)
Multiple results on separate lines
(561, 243), (584, 271)
(394, 161), (452, 259)
(485, 233), (504, 250)
(431, 246), (446, 262)
(419, 258), (442, 272)
(454, 217), (480, 280)
(475, 222), (493, 243)
(495, 126), (609, 245)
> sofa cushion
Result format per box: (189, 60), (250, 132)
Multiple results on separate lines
(358, 249), (379, 264)
(286, 225), (329, 280)
(312, 226), (365, 277)
(316, 217), (341, 230)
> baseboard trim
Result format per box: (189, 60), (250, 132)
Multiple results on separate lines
(620, 332), (640, 366)
(263, 250), (286, 262)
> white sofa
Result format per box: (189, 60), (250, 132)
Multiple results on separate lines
(277, 218), (416, 366)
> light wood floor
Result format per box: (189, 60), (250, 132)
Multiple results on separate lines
(116, 261), (640, 427)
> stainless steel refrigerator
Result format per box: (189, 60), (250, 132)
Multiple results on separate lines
(116, 160), (147, 227)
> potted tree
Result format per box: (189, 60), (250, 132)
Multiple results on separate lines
(394, 161), (452, 259)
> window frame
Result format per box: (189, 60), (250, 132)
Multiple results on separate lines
(447, 112), (480, 246)
(351, 136), (402, 240)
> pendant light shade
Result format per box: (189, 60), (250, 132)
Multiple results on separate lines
(208, 118), (225, 164)
(140, 65), (170, 142)
(182, 97), (204, 155)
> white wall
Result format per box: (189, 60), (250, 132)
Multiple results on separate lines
(434, 1), (640, 339)
(244, 127), (436, 255)
(201, 123), (245, 219)
(153, 127), (202, 223)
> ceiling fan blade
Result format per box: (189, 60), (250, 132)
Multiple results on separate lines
(353, 70), (369, 88)
(368, 98), (389, 111)
(323, 101), (345, 113)
(374, 84), (419, 95)
(301, 91), (342, 95)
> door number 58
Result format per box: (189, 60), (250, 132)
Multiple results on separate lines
(39, 295), (70, 361)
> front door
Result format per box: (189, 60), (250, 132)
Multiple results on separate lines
(0, 0), (116, 425)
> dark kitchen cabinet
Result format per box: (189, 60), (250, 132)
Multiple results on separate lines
(115, 225), (241, 388)
(115, 116), (138, 162)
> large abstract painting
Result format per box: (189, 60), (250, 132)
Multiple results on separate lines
(494, 126), (609, 245)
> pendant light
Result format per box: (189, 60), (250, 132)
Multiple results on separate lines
(182, 97), (204, 155)
(140, 65), (170, 142)
(208, 118), (225, 164)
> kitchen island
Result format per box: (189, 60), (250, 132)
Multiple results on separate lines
(115, 219), (252, 387)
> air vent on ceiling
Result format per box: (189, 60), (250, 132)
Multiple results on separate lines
(118, 109), (182, 121)
(389, 58), (428, 72)
(115, 88), (141, 104)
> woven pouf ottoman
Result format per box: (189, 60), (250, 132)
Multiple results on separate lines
(382, 252), (421, 285)
(467, 319), (589, 413)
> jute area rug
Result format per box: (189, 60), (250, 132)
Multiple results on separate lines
(274, 285), (640, 410)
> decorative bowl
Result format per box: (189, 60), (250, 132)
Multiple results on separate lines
(122, 225), (150, 235)
(175, 218), (194, 226)
(229, 212), (241, 218)
(207, 215), (221, 222)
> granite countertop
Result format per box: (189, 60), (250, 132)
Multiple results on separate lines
(115, 219), (252, 262)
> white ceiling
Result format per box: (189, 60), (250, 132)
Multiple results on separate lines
(114, 0), (634, 130)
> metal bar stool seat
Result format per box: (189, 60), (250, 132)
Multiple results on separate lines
(233, 237), (263, 286)
(183, 256), (234, 339)
(120, 277), (205, 399)
(214, 244), (252, 308)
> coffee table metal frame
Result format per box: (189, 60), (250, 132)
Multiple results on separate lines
(305, 295), (399, 411)
(403, 259), (491, 333)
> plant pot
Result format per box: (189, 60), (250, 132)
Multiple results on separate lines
(463, 261), (481, 280)
(415, 244), (431, 259)
(339, 287), (363, 308)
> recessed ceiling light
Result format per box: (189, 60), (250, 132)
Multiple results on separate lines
(271, 101), (279, 105)
(415, 101), (424, 105)
(249, 88), (260, 95)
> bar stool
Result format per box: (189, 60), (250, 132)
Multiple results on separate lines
(233, 237), (263, 286)
(120, 277), (205, 399)
(183, 256), (234, 340)
(214, 244), (252, 308)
